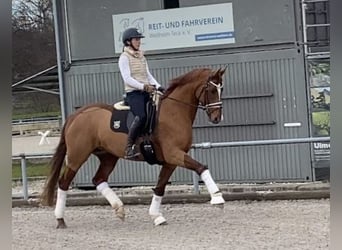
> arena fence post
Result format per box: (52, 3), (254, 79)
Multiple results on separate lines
(20, 154), (28, 200)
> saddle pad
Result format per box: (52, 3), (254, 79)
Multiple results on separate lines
(110, 109), (134, 133)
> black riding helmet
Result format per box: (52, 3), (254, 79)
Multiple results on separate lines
(122, 28), (145, 46)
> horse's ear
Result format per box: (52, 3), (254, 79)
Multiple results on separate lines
(212, 68), (221, 77)
(211, 67), (227, 78)
(219, 66), (228, 76)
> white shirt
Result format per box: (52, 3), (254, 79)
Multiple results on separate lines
(118, 54), (160, 90)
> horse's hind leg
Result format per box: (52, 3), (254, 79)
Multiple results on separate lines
(55, 150), (92, 228)
(149, 164), (176, 226)
(92, 153), (125, 221)
(55, 166), (77, 228)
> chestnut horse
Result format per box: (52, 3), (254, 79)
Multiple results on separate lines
(41, 67), (227, 228)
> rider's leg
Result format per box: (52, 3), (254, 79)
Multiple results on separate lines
(124, 91), (148, 158)
(125, 116), (142, 158)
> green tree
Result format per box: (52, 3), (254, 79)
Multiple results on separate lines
(12, 0), (56, 82)
(309, 62), (330, 76)
(312, 112), (330, 136)
(12, 0), (59, 117)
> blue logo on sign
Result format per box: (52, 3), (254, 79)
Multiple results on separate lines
(195, 32), (234, 41)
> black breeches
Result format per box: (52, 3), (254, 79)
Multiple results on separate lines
(126, 90), (150, 125)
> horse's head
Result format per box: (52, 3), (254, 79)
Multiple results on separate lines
(197, 67), (226, 124)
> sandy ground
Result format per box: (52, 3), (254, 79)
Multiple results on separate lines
(12, 199), (329, 250)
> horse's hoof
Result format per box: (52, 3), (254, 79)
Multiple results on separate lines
(151, 214), (167, 226)
(210, 192), (225, 205)
(115, 206), (125, 221)
(56, 218), (67, 229)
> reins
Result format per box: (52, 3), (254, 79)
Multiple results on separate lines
(163, 95), (205, 110)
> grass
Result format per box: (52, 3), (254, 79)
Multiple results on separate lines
(12, 161), (50, 179)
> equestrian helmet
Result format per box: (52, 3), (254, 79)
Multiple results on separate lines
(122, 28), (145, 45)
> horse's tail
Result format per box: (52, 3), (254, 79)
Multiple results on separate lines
(40, 122), (67, 206)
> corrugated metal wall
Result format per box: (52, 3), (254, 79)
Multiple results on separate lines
(56, 0), (312, 187)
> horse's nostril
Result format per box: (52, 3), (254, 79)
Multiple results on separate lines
(212, 117), (219, 124)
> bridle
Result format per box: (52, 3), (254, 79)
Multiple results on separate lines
(197, 80), (223, 115)
(163, 79), (223, 114)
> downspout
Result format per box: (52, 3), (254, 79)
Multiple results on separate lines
(52, 0), (66, 124)
(64, 0), (72, 69)
(300, 0), (315, 180)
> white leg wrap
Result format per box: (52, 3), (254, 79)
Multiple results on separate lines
(201, 170), (225, 205)
(96, 182), (123, 208)
(149, 194), (167, 226)
(54, 188), (67, 219)
(149, 194), (163, 216)
(200, 169), (219, 194)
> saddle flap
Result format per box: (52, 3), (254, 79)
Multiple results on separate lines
(110, 109), (134, 133)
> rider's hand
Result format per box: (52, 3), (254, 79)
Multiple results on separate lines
(157, 87), (166, 93)
(143, 84), (156, 93)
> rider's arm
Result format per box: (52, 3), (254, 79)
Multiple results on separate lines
(118, 54), (145, 90)
(146, 64), (161, 89)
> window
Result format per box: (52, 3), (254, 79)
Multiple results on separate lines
(308, 59), (330, 180)
(309, 59), (330, 137)
(164, 0), (179, 9)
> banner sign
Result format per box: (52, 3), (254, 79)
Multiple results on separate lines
(313, 142), (330, 168)
(112, 3), (235, 53)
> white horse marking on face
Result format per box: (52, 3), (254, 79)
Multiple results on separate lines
(208, 80), (223, 122)
(217, 87), (221, 101)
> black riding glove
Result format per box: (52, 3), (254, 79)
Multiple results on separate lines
(157, 87), (166, 93)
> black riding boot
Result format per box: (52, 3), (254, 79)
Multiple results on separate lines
(125, 116), (142, 159)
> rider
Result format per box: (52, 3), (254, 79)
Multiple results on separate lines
(118, 27), (165, 159)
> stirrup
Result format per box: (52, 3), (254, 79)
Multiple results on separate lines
(124, 145), (140, 159)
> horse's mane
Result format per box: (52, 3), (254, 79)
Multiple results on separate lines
(162, 68), (212, 99)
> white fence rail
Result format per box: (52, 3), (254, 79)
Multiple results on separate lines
(12, 117), (61, 136)
(12, 116), (61, 125)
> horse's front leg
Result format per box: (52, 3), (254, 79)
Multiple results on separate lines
(150, 164), (176, 226)
(184, 154), (225, 205)
(166, 150), (225, 206)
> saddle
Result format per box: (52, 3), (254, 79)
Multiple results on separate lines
(110, 93), (161, 165)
